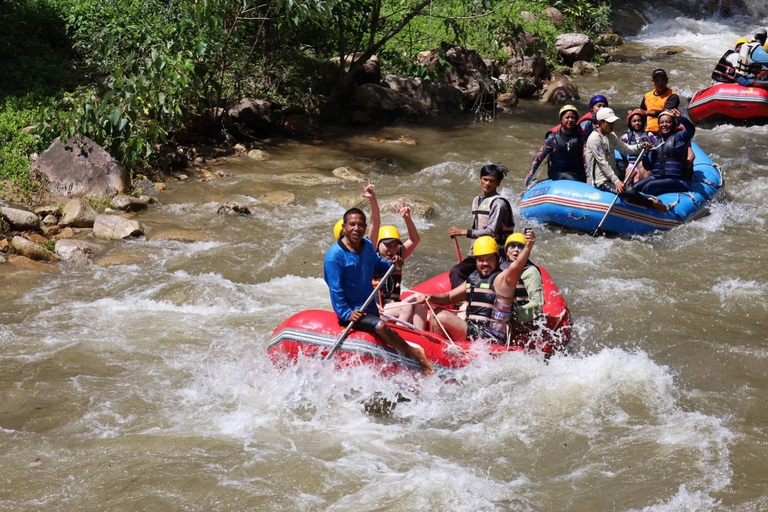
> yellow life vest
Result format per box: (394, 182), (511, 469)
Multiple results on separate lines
(643, 88), (677, 132)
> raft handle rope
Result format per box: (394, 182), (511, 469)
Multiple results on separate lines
(567, 212), (588, 221)
(692, 162), (724, 187)
(424, 298), (468, 355)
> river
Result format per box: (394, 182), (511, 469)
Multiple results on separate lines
(2, 11), (768, 512)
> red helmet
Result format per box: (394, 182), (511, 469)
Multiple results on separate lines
(626, 109), (647, 129)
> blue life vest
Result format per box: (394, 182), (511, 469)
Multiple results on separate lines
(652, 133), (685, 180)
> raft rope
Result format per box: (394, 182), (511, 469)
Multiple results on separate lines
(424, 299), (467, 355)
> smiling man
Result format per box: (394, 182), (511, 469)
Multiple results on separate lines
(413, 232), (535, 345)
(323, 208), (434, 375)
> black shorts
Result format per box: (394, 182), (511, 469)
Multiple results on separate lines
(339, 313), (381, 334)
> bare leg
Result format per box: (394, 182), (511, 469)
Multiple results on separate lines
(432, 310), (468, 341)
(411, 303), (427, 330)
(376, 322), (434, 375)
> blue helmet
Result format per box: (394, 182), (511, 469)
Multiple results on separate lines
(589, 95), (608, 109)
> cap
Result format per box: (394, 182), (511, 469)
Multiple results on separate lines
(596, 107), (620, 123)
(756, 28), (767, 36)
(652, 69), (668, 79)
(736, 37), (749, 47)
(559, 104), (579, 118)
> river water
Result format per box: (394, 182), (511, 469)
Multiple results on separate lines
(2, 12), (768, 512)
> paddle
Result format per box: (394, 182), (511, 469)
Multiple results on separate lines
(323, 263), (397, 360)
(452, 236), (463, 263)
(591, 146), (648, 237)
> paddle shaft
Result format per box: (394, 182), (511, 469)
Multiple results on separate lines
(592, 146), (647, 236)
(323, 263), (397, 360)
(452, 236), (462, 263)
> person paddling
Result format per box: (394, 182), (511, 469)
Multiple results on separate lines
(736, 28), (768, 89)
(324, 208), (434, 375)
(585, 107), (667, 213)
(712, 38), (748, 85)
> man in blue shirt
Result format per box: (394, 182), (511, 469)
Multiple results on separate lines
(324, 208), (434, 375)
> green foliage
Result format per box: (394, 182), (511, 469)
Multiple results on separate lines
(0, 96), (52, 193)
(556, 0), (612, 35)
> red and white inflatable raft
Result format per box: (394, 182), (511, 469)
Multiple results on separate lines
(688, 82), (768, 126)
(268, 268), (571, 377)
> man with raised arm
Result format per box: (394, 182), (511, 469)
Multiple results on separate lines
(324, 208), (434, 375)
(412, 231), (536, 345)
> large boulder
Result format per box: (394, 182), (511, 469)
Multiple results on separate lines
(383, 75), (464, 115)
(60, 198), (97, 228)
(330, 53), (382, 86)
(93, 214), (144, 240)
(110, 194), (149, 212)
(654, 45), (686, 56)
(554, 33), (595, 65)
(30, 137), (129, 198)
(496, 93), (518, 115)
(546, 6), (565, 26)
(540, 73), (580, 105)
(501, 54), (547, 83)
(417, 46), (494, 113)
(54, 239), (105, 261)
(353, 83), (430, 122)
(571, 61), (599, 77)
(227, 98), (277, 137)
(1, 205), (40, 230)
(11, 236), (58, 262)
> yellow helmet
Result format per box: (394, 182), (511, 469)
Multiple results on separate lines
(333, 219), (343, 239)
(473, 236), (499, 256)
(736, 37), (748, 47)
(504, 233), (527, 249)
(378, 225), (401, 243)
(559, 104), (579, 118)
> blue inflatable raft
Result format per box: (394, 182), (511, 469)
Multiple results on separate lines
(518, 142), (724, 235)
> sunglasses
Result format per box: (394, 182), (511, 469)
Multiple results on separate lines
(506, 243), (525, 250)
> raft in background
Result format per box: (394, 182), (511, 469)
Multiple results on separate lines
(268, 269), (570, 378)
(688, 82), (768, 126)
(518, 142), (724, 235)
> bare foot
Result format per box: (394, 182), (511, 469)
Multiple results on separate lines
(650, 199), (669, 213)
(411, 346), (434, 376)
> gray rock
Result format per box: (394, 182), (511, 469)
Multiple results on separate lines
(520, 10), (536, 22)
(42, 215), (58, 226)
(554, 33), (595, 66)
(654, 45), (686, 56)
(382, 75), (464, 115)
(93, 214), (144, 239)
(258, 191), (297, 206)
(30, 137), (129, 198)
(110, 194), (149, 212)
(353, 83), (430, 121)
(514, 77), (538, 98)
(496, 93), (519, 114)
(545, 6), (565, 26)
(332, 167), (367, 182)
(34, 205), (61, 218)
(540, 73), (580, 105)
(54, 239), (105, 261)
(571, 61), (599, 77)
(228, 98), (277, 137)
(61, 199), (97, 228)
(282, 173), (344, 186)
(502, 54), (547, 83)
(0, 254), (5, 264)
(1, 206), (40, 230)
(216, 202), (251, 216)
(11, 236), (58, 262)
(247, 149), (270, 160)
(378, 196), (435, 219)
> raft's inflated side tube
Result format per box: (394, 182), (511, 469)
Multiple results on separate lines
(268, 269), (571, 377)
(688, 82), (768, 126)
(518, 141), (723, 235)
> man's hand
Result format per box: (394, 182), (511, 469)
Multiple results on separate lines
(398, 204), (411, 220)
(640, 141), (653, 151)
(615, 180), (626, 194)
(390, 254), (403, 267)
(449, 226), (466, 238)
(411, 293), (430, 304)
(349, 310), (365, 323)
(524, 228), (536, 247)
(358, 179), (375, 199)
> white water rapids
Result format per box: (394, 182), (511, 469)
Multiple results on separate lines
(2, 10), (768, 512)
